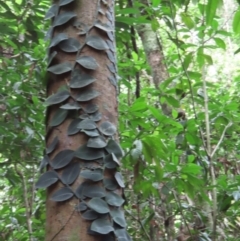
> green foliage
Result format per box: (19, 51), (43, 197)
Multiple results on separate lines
(1, 0), (240, 240)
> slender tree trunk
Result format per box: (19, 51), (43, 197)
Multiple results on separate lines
(36, 1), (130, 241)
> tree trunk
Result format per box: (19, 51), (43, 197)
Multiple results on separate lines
(36, 1), (130, 241)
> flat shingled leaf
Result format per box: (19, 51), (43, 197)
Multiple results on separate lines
(75, 89), (100, 102)
(89, 112), (102, 122)
(76, 202), (88, 211)
(106, 40), (115, 51)
(81, 129), (99, 137)
(53, 12), (76, 27)
(75, 144), (104, 160)
(76, 56), (98, 70)
(49, 33), (68, 48)
(60, 102), (81, 110)
(115, 172), (125, 188)
(45, 4), (58, 20)
(48, 51), (57, 67)
(47, 62), (72, 74)
(80, 169), (103, 182)
(59, 0), (74, 6)
(59, 38), (81, 52)
(51, 149), (75, 169)
(82, 210), (99, 220)
(107, 32), (114, 41)
(45, 27), (53, 41)
(106, 192), (124, 207)
(61, 162), (80, 185)
(110, 209), (126, 228)
(106, 50), (115, 63)
(70, 69), (95, 88)
(104, 153), (120, 169)
(77, 119), (96, 130)
(35, 171), (58, 188)
(68, 118), (81, 135)
(99, 121), (116, 136)
(49, 109), (68, 127)
(46, 136), (59, 154)
(84, 184), (106, 198)
(91, 218), (113, 234)
(45, 90), (70, 106)
(87, 35), (109, 50)
(103, 178), (118, 191)
(79, 113), (90, 120)
(39, 155), (50, 171)
(88, 198), (109, 214)
(105, 139), (123, 158)
(83, 104), (98, 114)
(114, 229), (132, 241)
(95, 21), (113, 32)
(51, 187), (74, 202)
(87, 136), (107, 148)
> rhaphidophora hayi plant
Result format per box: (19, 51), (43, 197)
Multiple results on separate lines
(36, 0), (131, 240)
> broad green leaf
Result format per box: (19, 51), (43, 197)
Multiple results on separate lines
(53, 12), (76, 27)
(47, 62), (72, 74)
(233, 8), (240, 34)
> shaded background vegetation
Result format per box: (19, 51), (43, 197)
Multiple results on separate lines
(1, 0), (240, 240)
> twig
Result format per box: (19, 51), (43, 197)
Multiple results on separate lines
(125, 210), (152, 241)
(210, 122), (232, 159)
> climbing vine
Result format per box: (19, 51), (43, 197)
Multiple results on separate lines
(35, 0), (131, 240)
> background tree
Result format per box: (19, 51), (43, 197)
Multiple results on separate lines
(2, 0), (240, 241)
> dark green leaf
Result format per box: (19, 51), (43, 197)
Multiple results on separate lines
(76, 56), (98, 70)
(99, 121), (116, 136)
(82, 210), (99, 220)
(77, 119), (96, 130)
(115, 172), (125, 188)
(81, 129), (99, 137)
(61, 162), (80, 185)
(89, 112), (102, 122)
(91, 218), (114, 234)
(39, 155), (50, 171)
(35, 171), (58, 189)
(75, 144), (104, 160)
(104, 178), (118, 191)
(46, 136), (59, 154)
(48, 51), (57, 67)
(80, 169), (103, 182)
(95, 21), (113, 32)
(45, 4), (58, 20)
(104, 153), (120, 169)
(114, 229), (131, 241)
(88, 198), (109, 214)
(49, 109), (68, 127)
(87, 136), (107, 148)
(105, 139), (123, 158)
(49, 33), (68, 48)
(53, 12), (76, 27)
(110, 209), (126, 228)
(69, 69), (95, 88)
(83, 104), (98, 114)
(60, 102), (81, 110)
(59, 38), (81, 52)
(51, 187), (74, 202)
(86, 35), (109, 50)
(47, 62), (72, 74)
(59, 0), (74, 6)
(45, 90), (70, 106)
(75, 89), (100, 102)
(68, 118), (81, 135)
(76, 202), (88, 211)
(105, 192), (124, 206)
(51, 149), (75, 169)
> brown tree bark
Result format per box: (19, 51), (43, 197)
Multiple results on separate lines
(37, 1), (130, 241)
